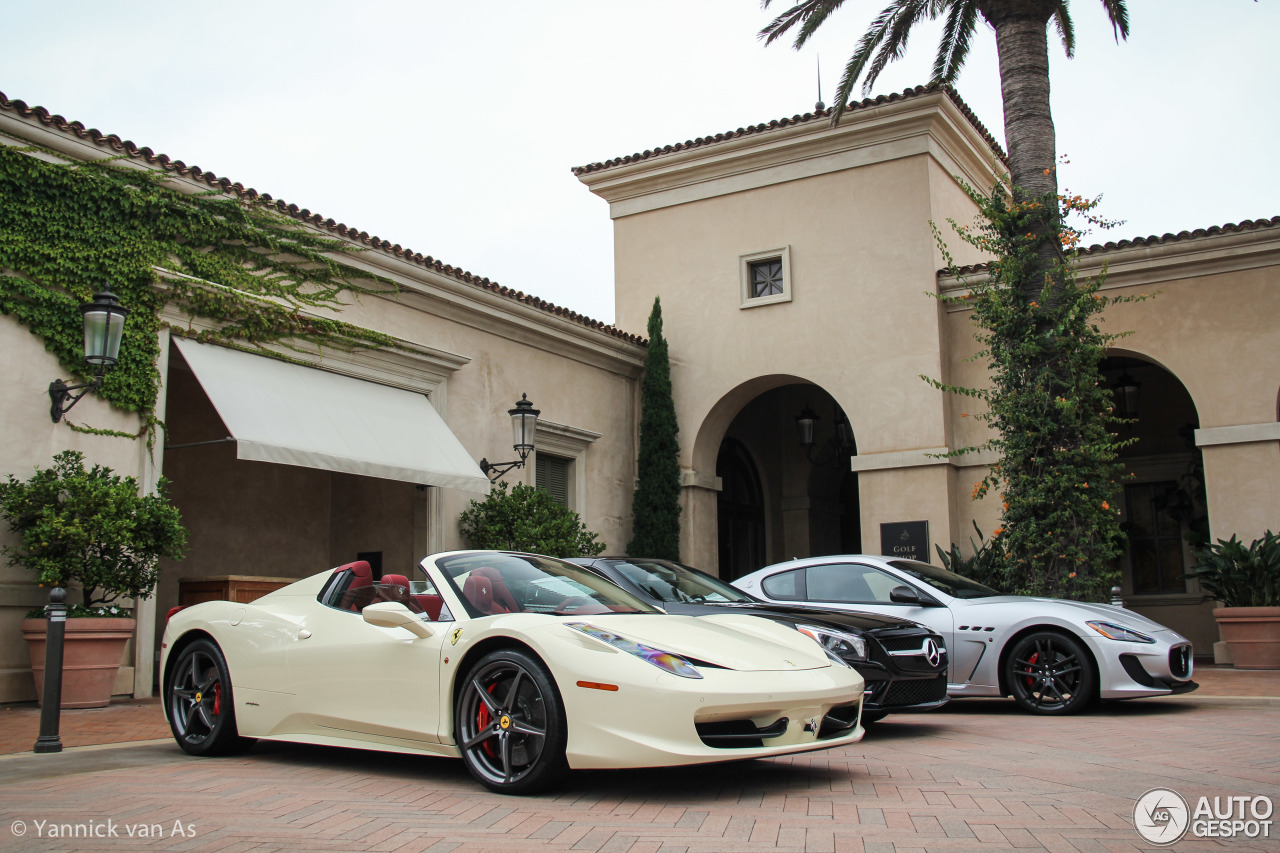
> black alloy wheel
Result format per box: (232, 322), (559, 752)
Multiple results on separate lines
(166, 639), (255, 755)
(1005, 631), (1096, 715)
(456, 649), (568, 794)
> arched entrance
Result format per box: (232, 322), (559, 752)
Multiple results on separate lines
(1102, 354), (1207, 602)
(711, 382), (857, 579)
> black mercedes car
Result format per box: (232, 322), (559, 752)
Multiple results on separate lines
(568, 556), (949, 722)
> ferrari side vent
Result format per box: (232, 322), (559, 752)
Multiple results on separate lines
(818, 702), (862, 738)
(695, 717), (789, 748)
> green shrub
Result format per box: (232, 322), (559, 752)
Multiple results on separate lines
(458, 482), (606, 558)
(935, 520), (1008, 591)
(1187, 531), (1280, 608)
(0, 450), (186, 611)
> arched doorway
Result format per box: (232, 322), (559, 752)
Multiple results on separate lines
(713, 382), (856, 578)
(1102, 355), (1206, 596)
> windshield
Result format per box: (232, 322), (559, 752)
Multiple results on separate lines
(608, 559), (755, 604)
(888, 559), (1001, 599)
(428, 552), (658, 618)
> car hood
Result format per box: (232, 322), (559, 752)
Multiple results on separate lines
(954, 595), (1178, 634)
(664, 600), (927, 634)
(559, 613), (831, 672)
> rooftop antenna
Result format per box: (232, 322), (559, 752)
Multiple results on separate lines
(815, 54), (825, 112)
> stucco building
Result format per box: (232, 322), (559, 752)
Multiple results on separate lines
(1, 84), (1276, 703)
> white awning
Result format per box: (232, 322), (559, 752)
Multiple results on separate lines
(173, 338), (490, 494)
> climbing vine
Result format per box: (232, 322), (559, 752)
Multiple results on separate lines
(0, 142), (404, 442)
(927, 176), (1150, 601)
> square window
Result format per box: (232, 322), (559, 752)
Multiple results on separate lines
(739, 246), (792, 308)
(750, 259), (784, 297)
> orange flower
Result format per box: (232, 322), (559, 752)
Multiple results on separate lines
(1101, 501), (1111, 510)
(1068, 572), (1077, 578)
(993, 528), (1004, 537)
(1081, 482), (1089, 488)
(961, 412), (969, 418)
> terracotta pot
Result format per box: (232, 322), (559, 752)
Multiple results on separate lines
(1213, 606), (1280, 670)
(20, 617), (136, 709)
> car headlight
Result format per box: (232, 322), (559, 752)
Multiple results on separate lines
(566, 622), (703, 679)
(1086, 620), (1156, 644)
(795, 624), (868, 661)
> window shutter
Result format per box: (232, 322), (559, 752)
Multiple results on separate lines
(536, 454), (569, 506)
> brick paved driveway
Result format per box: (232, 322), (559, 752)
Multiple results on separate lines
(2, 696), (1277, 852)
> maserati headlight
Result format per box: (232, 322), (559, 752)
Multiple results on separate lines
(796, 624), (868, 661)
(1086, 620), (1156, 644)
(566, 622), (703, 679)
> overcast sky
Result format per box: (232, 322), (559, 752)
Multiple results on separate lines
(3, 1), (1275, 327)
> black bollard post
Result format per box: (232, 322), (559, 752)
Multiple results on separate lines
(33, 587), (67, 754)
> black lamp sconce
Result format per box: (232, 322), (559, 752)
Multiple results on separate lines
(1110, 358), (1141, 419)
(49, 291), (129, 423)
(796, 402), (855, 466)
(479, 394), (540, 483)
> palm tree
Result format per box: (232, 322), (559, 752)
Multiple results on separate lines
(761, 0), (1129, 206)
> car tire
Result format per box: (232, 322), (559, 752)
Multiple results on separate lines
(456, 648), (568, 794)
(1004, 631), (1095, 715)
(165, 638), (256, 756)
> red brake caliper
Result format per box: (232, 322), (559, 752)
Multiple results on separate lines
(476, 682), (500, 758)
(212, 682), (222, 717)
(1023, 652), (1039, 690)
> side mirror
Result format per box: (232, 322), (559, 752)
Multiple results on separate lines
(889, 585), (922, 605)
(363, 602), (434, 638)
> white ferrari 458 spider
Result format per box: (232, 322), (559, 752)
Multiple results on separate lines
(161, 550), (866, 793)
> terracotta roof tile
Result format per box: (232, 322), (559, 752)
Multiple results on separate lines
(572, 83), (1005, 176)
(0, 91), (645, 346)
(947, 216), (1280, 277)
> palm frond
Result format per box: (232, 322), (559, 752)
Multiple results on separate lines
(1053, 4), (1076, 58)
(932, 0), (979, 83)
(1098, 0), (1130, 41)
(759, 1), (848, 49)
(862, 0), (938, 94)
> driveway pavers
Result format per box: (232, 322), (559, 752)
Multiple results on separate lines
(2, 692), (1278, 853)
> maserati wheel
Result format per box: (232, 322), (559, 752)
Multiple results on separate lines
(166, 639), (255, 755)
(1005, 631), (1095, 715)
(456, 649), (568, 794)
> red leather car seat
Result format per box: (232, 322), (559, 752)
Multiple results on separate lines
(462, 567), (519, 615)
(333, 560), (374, 611)
(378, 573), (413, 606)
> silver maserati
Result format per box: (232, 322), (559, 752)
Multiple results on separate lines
(734, 555), (1197, 715)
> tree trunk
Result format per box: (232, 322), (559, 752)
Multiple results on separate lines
(979, 1), (1062, 302)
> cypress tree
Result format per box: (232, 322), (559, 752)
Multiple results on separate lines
(627, 297), (681, 560)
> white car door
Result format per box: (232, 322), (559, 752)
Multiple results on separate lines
(287, 598), (448, 745)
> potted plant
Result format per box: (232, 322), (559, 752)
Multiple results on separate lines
(1187, 531), (1280, 669)
(0, 450), (186, 707)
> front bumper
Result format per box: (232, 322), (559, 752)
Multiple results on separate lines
(1092, 633), (1197, 699)
(559, 664), (865, 770)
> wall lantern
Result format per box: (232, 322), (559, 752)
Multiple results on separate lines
(479, 394), (540, 483)
(795, 404), (819, 448)
(48, 290), (129, 423)
(1111, 361), (1141, 419)
(796, 403), (854, 465)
